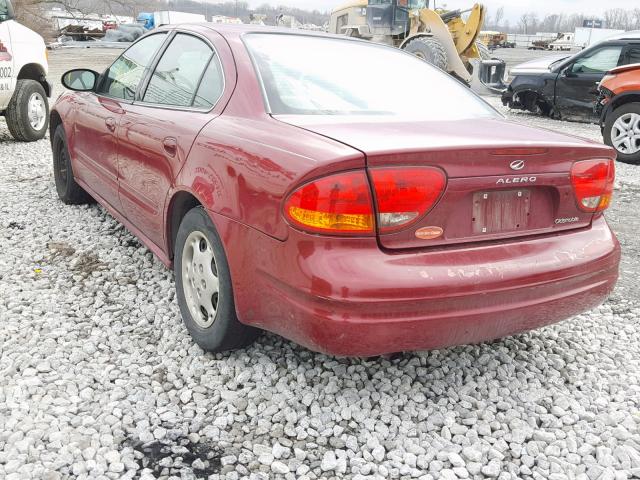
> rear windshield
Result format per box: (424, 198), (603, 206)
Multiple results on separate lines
(244, 33), (498, 120)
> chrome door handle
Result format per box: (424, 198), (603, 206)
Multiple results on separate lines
(105, 117), (116, 132)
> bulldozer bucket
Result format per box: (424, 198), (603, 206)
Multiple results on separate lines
(470, 57), (508, 95)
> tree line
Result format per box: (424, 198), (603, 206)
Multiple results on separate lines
(483, 6), (640, 34)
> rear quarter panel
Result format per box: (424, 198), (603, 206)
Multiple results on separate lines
(176, 116), (364, 241)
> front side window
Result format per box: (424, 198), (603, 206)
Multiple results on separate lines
(571, 46), (624, 74)
(98, 33), (167, 100)
(143, 34), (213, 107)
(245, 33), (497, 120)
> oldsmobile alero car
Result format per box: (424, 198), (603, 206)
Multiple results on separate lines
(51, 24), (620, 356)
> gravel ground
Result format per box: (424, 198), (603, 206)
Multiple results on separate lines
(1, 49), (640, 480)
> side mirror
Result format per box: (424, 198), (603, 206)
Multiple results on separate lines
(61, 69), (99, 92)
(563, 67), (577, 78)
(0, 0), (15, 23)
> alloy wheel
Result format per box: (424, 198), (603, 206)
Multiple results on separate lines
(611, 112), (640, 155)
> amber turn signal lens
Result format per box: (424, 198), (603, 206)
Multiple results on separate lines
(284, 171), (375, 234)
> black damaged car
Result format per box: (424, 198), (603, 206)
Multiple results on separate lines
(502, 32), (640, 122)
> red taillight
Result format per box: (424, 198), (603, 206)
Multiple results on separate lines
(284, 171), (375, 235)
(570, 159), (615, 213)
(370, 167), (446, 232)
(284, 167), (446, 235)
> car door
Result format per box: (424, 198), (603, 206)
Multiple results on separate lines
(71, 32), (167, 213)
(117, 31), (227, 249)
(554, 44), (625, 120)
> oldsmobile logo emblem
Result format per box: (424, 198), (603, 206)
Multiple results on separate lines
(510, 160), (526, 171)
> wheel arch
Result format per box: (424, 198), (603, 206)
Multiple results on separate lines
(166, 190), (204, 259)
(513, 88), (553, 115)
(610, 92), (640, 114)
(18, 63), (51, 97)
(601, 92), (640, 125)
(399, 32), (434, 50)
(49, 109), (63, 147)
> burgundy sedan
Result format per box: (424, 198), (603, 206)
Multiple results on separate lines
(51, 25), (620, 356)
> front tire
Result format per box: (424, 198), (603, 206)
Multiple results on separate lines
(52, 125), (94, 204)
(5, 79), (49, 142)
(603, 102), (640, 165)
(403, 37), (448, 71)
(174, 207), (259, 352)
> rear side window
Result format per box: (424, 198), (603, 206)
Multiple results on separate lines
(192, 55), (224, 109)
(626, 46), (640, 65)
(99, 33), (167, 100)
(143, 34), (214, 107)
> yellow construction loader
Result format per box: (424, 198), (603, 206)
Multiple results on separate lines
(329, 0), (506, 92)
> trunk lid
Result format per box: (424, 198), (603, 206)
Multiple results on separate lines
(276, 115), (615, 249)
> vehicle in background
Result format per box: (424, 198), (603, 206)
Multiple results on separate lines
(103, 21), (117, 31)
(275, 14), (300, 29)
(597, 63), (640, 164)
(503, 32), (640, 122)
(328, 0), (507, 93)
(136, 13), (154, 30)
(549, 32), (574, 51)
(52, 25), (619, 356)
(575, 27), (625, 49)
(479, 31), (515, 50)
(528, 38), (552, 50)
(136, 11), (207, 30)
(105, 10), (208, 43)
(0, 0), (51, 141)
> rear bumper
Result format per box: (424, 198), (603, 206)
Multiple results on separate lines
(215, 213), (620, 357)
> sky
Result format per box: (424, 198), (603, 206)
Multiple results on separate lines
(244, 0), (636, 22)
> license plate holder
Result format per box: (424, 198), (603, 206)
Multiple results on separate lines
(473, 189), (531, 234)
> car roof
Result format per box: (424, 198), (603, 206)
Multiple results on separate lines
(602, 30), (640, 42)
(160, 23), (342, 40)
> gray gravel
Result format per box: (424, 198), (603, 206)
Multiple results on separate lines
(1, 51), (640, 479)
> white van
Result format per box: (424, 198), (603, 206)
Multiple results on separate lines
(549, 33), (574, 51)
(0, 0), (51, 141)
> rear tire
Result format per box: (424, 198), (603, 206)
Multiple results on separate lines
(52, 125), (94, 204)
(603, 102), (640, 165)
(403, 37), (448, 71)
(174, 207), (259, 353)
(5, 79), (49, 142)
